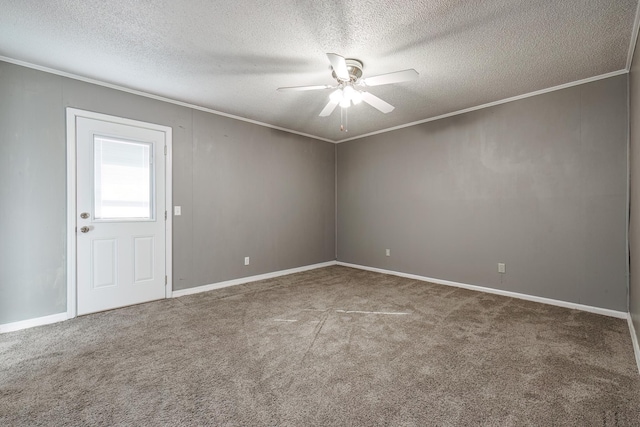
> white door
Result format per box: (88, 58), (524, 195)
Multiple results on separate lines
(75, 116), (167, 315)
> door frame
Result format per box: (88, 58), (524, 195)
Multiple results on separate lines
(66, 108), (173, 319)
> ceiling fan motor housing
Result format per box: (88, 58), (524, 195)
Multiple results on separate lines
(333, 59), (363, 82)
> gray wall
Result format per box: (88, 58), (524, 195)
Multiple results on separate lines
(630, 34), (640, 345)
(0, 58), (630, 325)
(338, 75), (628, 311)
(0, 61), (335, 324)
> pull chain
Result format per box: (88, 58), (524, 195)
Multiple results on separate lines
(340, 107), (348, 132)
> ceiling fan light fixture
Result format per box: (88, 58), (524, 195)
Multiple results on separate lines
(330, 89), (343, 103)
(339, 85), (362, 107)
(343, 85), (355, 98)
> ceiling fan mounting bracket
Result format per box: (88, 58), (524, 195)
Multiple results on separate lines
(332, 58), (363, 82)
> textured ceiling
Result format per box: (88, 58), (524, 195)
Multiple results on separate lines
(0, 0), (638, 142)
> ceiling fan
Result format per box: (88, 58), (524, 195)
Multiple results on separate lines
(277, 53), (419, 119)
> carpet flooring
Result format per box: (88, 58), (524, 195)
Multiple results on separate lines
(1, 265), (639, 426)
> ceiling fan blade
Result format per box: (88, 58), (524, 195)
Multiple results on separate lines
(277, 84), (334, 91)
(319, 99), (340, 117)
(361, 69), (419, 87)
(361, 92), (395, 113)
(327, 53), (350, 81)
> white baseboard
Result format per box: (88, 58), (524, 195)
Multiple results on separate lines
(0, 312), (68, 334)
(337, 262), (628, 319)
(0, 262), (337, 333)
(172, 260), (338, 298)
(3, 261), (630, 342)
(629, 315), (640, 374)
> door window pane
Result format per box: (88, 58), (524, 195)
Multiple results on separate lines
(94, 137), (153, 219)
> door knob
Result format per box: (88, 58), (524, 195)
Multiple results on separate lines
(80, 226), (90, 233)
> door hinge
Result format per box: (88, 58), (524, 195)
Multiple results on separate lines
(165, 275), (168, 285)
(164, 145), (167, 155)
(165, 210), (167, 220)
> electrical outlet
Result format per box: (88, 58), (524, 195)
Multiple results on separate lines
(385, 249), (390, 257)
(244, 257), (250, 266)
(498, 263), (506, 274)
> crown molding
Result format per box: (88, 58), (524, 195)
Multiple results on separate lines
(626, 0), (640, 71)
(336, 69), (628, 143)
(1, 57), (629, 145)
(0, 56), (335, 144)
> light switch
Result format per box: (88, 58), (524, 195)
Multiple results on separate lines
(174, 206), (181, 216)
